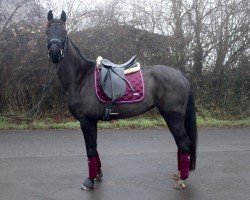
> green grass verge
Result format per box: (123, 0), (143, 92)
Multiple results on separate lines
(197, 116), (250, 127)
(0, 115), (249, 130)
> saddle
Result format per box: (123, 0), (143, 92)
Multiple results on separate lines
(97, 56), (141, 120)
(98, 56), (140, 101)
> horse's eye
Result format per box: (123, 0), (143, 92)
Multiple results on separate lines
(46, 30), (49, 34)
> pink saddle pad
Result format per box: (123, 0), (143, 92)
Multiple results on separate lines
(95, 67), (145, 103)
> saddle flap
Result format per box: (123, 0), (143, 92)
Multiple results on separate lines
(95, 66), (145, 104)
(100, 67), (126, 100)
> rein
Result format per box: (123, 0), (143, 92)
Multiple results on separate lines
(26, 59), (60, 117)
(0, 33), (68, 120)
(0, 59), (60, 121)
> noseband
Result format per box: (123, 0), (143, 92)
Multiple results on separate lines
(47, 26), (68, 62)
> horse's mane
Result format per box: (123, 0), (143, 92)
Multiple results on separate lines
(68, 37), (95, 64)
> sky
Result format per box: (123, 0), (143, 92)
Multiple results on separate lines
(40, 0), (108, 14)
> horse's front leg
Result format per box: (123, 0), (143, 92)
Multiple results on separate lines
(79, 117), (102, 190)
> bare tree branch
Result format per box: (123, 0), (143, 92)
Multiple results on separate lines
(0, 0), (31, 34)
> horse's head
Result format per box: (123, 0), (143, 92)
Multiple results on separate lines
(46, 10), (67, 64)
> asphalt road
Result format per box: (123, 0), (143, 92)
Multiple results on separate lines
(0, 128), (249, 200)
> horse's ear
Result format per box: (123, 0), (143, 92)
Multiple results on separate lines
(48, 10), (53, 21)
(60, 11), (66, 23)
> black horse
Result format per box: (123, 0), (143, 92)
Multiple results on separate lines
(45, 11), (197, 190)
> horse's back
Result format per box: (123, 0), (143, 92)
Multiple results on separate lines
(142, 65), (190, 113)
(143, 65), (190, 93)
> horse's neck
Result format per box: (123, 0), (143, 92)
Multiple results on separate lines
(57, 38), (94, 92)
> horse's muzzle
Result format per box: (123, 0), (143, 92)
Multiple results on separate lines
(47, 39), (65, 63)
(48, 44), (64, 63)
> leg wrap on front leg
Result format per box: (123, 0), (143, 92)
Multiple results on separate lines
(88, 157), (97, 180)
(179, 153), (190, 180)
(81, 157), (97, 190)
(94, 151), (103, 181)
(95, 151), (101, 172)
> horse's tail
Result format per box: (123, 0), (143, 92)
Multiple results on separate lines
(185, 91), (198, 171)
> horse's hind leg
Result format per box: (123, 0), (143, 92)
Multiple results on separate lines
(159, 110), (191, 189)
(79, 117), (102, 190)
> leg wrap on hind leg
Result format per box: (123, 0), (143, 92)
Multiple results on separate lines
(88, 157), (97, 180)
(177, 151), (181, 171)
(179, 153), (190, 180)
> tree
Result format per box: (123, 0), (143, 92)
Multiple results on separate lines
(208, 0), (249, 106)
(0, 0), (248, 116)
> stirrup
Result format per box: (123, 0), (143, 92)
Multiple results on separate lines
(174, 179), (186, 190)
(103, 106), (118, 121)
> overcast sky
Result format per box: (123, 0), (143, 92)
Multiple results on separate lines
(40, 0), (108, 14)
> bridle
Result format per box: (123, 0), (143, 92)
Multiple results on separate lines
(47, 37), (68, 60)
(46, 23), (68, 62)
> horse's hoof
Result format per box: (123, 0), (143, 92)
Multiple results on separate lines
(81, 178), (94, 190)
(173, 179), (186, 190)
(94, 169), (103, 181)
(171, 171), (180, 181)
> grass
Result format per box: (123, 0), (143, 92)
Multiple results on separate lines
(0, 114), (249, 130)
(197, 116), (250, 127)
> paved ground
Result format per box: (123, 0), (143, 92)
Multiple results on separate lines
(0, 128), (249, 200)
